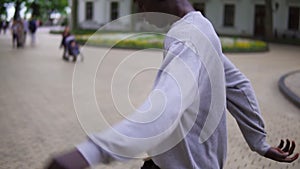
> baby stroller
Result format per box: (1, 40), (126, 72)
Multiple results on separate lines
(63, 35), (84, 62)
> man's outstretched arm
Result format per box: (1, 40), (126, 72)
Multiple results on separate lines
(265, 139), (299, 163)
(46, 41), (201, 169)
(223, 54), (299, 163)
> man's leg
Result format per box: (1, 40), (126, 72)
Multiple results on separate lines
(141, 159), (161, 169)
(31, 33), (36, 45)
(23, 32), (27, 45)
(62, 46), (68, 60)
(12, 34), (16, 48)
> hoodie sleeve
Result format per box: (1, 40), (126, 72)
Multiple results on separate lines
(76, 41), (201, 166)
(223, 54), (271, 156)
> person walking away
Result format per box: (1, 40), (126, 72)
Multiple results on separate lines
(0, 19), (3, 34)
(11, 20), (18, 47)
(16, 19), (24, 47)
(60, 26), (71, 61)
(28, 17), (38, 45)
(3, 20), (9, 34)
(22, 18), (29, 46)
(11, 19), (24, 48)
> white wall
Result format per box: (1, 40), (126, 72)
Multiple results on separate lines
(206, 0), (260, 36)
(93, 0), (106, 24)
(237, 0), (255, 36)
(78, 0), (113, 29)
(205, 0), (222, 30)
(78, 0), (85, 24)
(202, 0), (300, 36)
(102, 0), (132, 30)
(76, 0), (300, 37)
(205, 0), (248, 36)
(275, 0), (300, 37)
(77, 0), (132, 29)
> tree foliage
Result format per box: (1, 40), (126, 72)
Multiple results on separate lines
(0, 0), (69, 20)
(0, 0), (12, 18)
(27, 0), (69, 16)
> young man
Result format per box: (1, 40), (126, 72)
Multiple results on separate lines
(47, 0), (299, 168)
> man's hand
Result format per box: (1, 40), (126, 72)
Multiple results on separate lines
(46, 149), (89, 169)
(264, 139), (299, 163)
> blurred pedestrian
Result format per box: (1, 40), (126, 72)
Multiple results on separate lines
(11, 19), (24, 48)
(0, 19), (3, 34)
(3, 20), (9, 34)
(28, 17), (38, 45)
(22, 18), (29, 46)
(60, 26), (71, 60)
(0, 19), (8, 34)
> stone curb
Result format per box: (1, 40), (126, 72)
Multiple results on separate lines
(278, 70), (300, 108)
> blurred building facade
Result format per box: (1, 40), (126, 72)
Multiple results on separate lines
(75, 0), (132, 29)
(75, 0), (300, 38)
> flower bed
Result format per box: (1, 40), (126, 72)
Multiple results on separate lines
(221, 37), (268, 52)
(76, 33), (164, 49)
(75, 32), (268, 52)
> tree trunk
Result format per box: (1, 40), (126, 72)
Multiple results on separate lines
(71, 0), (78, 30)
(13, 0), (21, 20)
(265, 0), (273, 40)
(130, 0), (137, 31)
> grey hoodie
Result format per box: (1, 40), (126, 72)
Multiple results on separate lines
(77, 11), (270, 169)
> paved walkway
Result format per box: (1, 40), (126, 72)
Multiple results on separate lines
(0, 28), (299, 169)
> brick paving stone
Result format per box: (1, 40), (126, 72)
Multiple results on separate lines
(0, 28), (299, 169)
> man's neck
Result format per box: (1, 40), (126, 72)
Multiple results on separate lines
(172, 1), (195, 18)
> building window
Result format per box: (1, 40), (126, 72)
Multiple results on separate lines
(111, 2), (119, 21)
(85, 2), (93, 20)
(193, 3), (205, 16)
(288, 6), (300, 30)
(223, 4), (235, 27)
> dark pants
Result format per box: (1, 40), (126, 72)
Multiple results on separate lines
(12, 33), (18, 47)
(141, 159), (161, 169)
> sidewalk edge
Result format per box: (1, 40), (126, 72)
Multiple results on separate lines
(278, 70), (300, 109)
